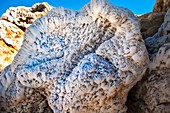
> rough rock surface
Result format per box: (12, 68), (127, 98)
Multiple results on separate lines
(0, 2), (53, 71)
(127, 8), (170, 113)
(139, 0), (170, 39)
(1, 2), (53, 31)
(153, 0), (170, 12)
(0, 0), (149, 113)
(0, 20), (24, 71)
(138, 12), (165, 39)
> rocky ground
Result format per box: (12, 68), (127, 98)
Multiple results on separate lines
(0, 0), (169, 113)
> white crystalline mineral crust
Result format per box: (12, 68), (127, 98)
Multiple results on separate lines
(0, 0), (149, 113)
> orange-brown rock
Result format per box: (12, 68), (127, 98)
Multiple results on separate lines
(138, 12), (165, 39)
(0, 2), (53, 71)
(153, 0), (170, 12)
(0, 20), (24, 71)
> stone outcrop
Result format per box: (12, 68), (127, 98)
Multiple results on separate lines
(1, 2), (53, 31)
(127, 7), (170, 113)
(0, 20), (24, 71)
(138, 0), (170, 39)
(138, 12), (165, 39)
(0, 2), (53, 71)
(153, 0), (170, 12)
(0, 0), (149, 112)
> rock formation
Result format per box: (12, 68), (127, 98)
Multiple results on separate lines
(0, 2), (53, 71)
(127, 2), (170, 113)
(139, 0), (170, 39)
(153, 0), (170, 12)
(138, 12), (165, 39)
(0, 0), (170, 113)
(0, 20), (24, 71)
(1, 2), (53, 31)
(0, 0), (149, 112)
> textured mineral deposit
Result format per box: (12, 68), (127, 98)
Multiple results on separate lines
(0, 0), (149, 113)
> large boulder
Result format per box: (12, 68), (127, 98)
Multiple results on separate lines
(0, 0), (149, 112)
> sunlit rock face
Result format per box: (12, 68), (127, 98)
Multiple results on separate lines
(0, 0), (149, 113)
(1, 2), (53, 31)
(0, 20), (24, 71)
(0, 2), (53, 72)
(127, 8), (170, 113)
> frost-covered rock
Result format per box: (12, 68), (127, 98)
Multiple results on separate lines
(0, 20), (24, 71)
(127, 8), (170, 113)
(1, 2), (53, 31)
(0, 0), (149, 112)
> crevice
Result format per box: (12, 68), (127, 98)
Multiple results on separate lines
(1, 18), (25, 32)
(0, 38), (17, 50)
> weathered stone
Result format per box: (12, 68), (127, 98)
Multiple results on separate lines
(1, 2), (53, 31)
(153, 0), (170, 12)
(0, 2), (53, 72)
(138, 12), (165, 39)
(0, 20), (24, 71)
(127, 8), (170, 113)
(0, 0), (149, 112)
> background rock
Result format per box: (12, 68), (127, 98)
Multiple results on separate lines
(138, 12), (165, 39)
(127, 6), (170, 113)
(0, 20), (24, 71)
(153, 0), (170, 12)
(0, 2), (53, 71)
(138, 0), (170, 39)
(1, 2), (53, 31)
